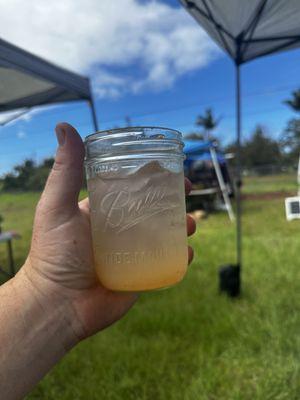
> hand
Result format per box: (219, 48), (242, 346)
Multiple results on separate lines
(19, 123), (196, 342)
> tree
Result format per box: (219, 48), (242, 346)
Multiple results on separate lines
(42, 158), (54, 168)
(196, 108), (221, 140)
(2, 158), (52, 191)
(11, 159), (36, 190)
(284, 89), (300, 112)
(281, 88), (300, 165)
(280, 119), (300, 165)
(0, 157), (83, 192)
(227, 125), (282, 173)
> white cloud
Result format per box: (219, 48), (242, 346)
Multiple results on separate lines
(0, 0), (219, 98)
(17, 130), (27, 139)
(92, 70), (128, 99)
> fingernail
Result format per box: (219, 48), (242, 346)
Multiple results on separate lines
(56, 127), (66, 146)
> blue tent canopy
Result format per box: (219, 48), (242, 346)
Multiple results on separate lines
(183, 139), (226, 164)
(183, 139), (215, 154)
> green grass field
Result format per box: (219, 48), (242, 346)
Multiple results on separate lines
(243, 173), (297, 194)
(0, 175), (300, 399)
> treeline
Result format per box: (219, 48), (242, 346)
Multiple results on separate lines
(225, 124), (298, 173)
(1, 158), (54, 191)
(0, 158), (88, 192)
(185, 89), (300, 174)
(1, 89), (300, 191)
(0, 124), (297, 192)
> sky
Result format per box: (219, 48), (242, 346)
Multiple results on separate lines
(0, 0), (300, 175)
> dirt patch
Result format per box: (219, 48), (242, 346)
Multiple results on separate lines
(242, 191), (294, 201)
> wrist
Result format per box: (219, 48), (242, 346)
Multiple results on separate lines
(0, 268), (81, 399)
(15, 264), (82, 350)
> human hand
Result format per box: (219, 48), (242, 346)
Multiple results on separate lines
(19, 123), (196, 343)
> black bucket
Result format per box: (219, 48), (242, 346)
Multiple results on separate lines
(219, 264), (241, 297)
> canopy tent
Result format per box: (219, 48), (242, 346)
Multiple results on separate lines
(183, 139), (235, 221)
(0, 38), (99, 279)
(0, 37), (98, 130)
(184, 139), (214, 153)
(180, 0), (300, 295)
(180, 0), (300, 64)
(184, 139), (226, 162)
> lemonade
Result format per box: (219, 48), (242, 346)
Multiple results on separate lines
(87, 160), (188, 291)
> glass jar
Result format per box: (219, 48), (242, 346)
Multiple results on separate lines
(84, 127), (188, 292)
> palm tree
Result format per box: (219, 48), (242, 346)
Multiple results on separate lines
(284, 89), (300, 113)
(196, 108), (221, 140)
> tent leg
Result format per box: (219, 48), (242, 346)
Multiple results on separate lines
(236, 63), (242, 269)
(89, 98), (99, 132)
(218, 63), (242, 298)
(210, 147), (235, 222)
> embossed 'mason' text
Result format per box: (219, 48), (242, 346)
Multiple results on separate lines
(100, 248), (173, 265)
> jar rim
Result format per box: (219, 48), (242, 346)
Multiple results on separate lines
(85, 126), (182, 142)
(84, 126), (184, 163)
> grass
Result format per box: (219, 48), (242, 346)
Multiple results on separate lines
(0, 176), (300, 399)
(243, 173), (297, 194)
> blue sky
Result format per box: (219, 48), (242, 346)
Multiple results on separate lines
(0, 0), (300, 175)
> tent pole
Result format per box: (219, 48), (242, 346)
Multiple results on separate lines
(89, 98), (99, 132)
(236, 63), (242, 269)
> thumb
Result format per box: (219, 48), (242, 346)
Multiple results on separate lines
(40, 123), (85, 212)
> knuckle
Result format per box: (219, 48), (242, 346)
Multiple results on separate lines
(52, 159), (65, 172)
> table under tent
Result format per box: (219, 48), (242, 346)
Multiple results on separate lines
(184, 139), (235, 221)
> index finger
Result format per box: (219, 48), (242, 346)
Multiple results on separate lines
(79, 197), (90, 214)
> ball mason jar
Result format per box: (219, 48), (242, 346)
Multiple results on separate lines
(84, 127), (188, 292)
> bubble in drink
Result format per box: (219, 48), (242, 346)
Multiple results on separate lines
(88, 161), (188, 291)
